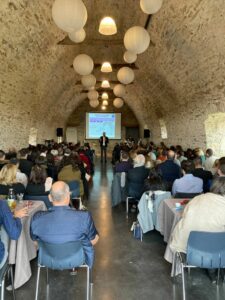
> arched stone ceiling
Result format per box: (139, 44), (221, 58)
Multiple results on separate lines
(0, 0), (225, 148)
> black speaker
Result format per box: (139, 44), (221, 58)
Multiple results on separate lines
(144, 129), (150, 138)
(56, 128), (63, 137)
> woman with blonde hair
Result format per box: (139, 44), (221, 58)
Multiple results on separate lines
(0, 164), (25, 195)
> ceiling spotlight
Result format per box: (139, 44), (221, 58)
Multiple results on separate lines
(101, 62), (112, 73)
(101, 80), (110, 88)
(99, 17), (117, 35)
(101, 105), (106, 110)
(102, 92), (109, 100)
(102, 100), (109, 106)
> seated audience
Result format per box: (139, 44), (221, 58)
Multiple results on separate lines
(127, 154), (149, 199)
(115, 151), (133, 173)
(0, 150), (8, 171)
(30, 181), (99, 267)
(0, 164), (25, 195)
(18, 148), (33, 178)
(143, 168), (166, 192)
(204, 148), (217, 174)
(157, 148), (167, 162)
(112, 143), (122, 165)
(0, 200), (28, 267)
(194, 147), (206, 164)
(216, 157), (225, 177)
(192, 157), (212, 192)
(172, 160), (203, 196)
(26, 165), (52, 195)
(176, 150), (187, 164)
(169, 177), (225, 260)
(10, 158), (28, 188)
(157, 150), (182, 191)
(58, 151), (84, 197)
(5, 147), (17, 160)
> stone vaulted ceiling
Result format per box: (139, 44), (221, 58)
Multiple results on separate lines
(0, 0), (225, 148)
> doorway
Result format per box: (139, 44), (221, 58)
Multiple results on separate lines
(125, 127), (140, 142)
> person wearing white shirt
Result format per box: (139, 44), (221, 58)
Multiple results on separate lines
(204, 148), (217, 174)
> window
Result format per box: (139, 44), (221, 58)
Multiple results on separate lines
(205, 113), (225, 157)
(159, 118), (168, 139)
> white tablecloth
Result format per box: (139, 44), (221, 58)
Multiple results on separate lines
(9, 201), (46, 289)
(157, 198), (188, 276)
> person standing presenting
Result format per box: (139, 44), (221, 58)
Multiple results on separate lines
(99, 132), (109, 163)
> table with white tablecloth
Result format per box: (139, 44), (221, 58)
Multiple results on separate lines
(156, 198), (184, 243)
(9, 201), (46, 289)
(156, 198), (190, 275)
(137, 191), (171, 233)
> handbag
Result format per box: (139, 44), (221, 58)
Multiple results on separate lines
(131, 221), (143, 241)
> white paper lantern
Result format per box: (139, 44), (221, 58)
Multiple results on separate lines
(89, 99), (99, 108)
(81, 74), (96, 88)
(68, 28), (86, 43)
(113, 84), (126, 97)
(52, 0), (87, 33)
(101, 105), (106, 110)
(89, 86), (95, 91)
(102, 100), (109, 106)
(123, 51), (137, 64)
(124, 26), (150, 54)
(88, 90), (99, 100)
(117, 67), (134, 85)
(73, 54), (94, 76)
(113, 98), (124, 108)
(140, 0), (163, 14)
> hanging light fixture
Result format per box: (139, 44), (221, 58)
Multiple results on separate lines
(101, 105), (106, 110)
(113, 98), (124, 108)
(124, 26), (150, 54)
(52, 0), (87, 33)
(99, 17), (117, 35)
(113, 84), (126, 97)
(102, 92), (109, 100)
(88, 90), (99, 100)
(101, 80), (110, 88)
(123, 51), (137, 64)
(81, 74), (96, 88)
(117, 67), (134, 85)
(101, 62), (112, 73)
(140, 0), (163, 14)
(68, 28), (86, 43)
(102, 100), (109, 106)
(89, 99), (99, 108)
(73, 54), (94, 76)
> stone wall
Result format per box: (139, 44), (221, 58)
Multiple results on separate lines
(0, 0), (225, 154)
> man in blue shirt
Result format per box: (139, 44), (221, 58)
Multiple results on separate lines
(0, 201), (28, 266)
(172, 160), (203, 196)
(30, 181), (99, 267)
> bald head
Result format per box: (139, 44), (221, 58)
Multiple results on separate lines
(49, 181), (70, 205)
(167, 150), (175, 160)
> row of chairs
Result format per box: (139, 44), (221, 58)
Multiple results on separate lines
(0, 180), (87, 300)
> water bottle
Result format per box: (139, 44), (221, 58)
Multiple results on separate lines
(8, 188), (15, 200)
(8, 188), (16, 210)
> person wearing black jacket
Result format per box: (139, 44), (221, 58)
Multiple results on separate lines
(192, 157), (213, 192)
(99, 132), (109, 163)
(18, 148), (33, 177)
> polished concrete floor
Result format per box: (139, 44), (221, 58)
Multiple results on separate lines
(5, 161), (225, 300)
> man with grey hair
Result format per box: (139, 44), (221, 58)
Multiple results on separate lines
(30, 181), (99, 267)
